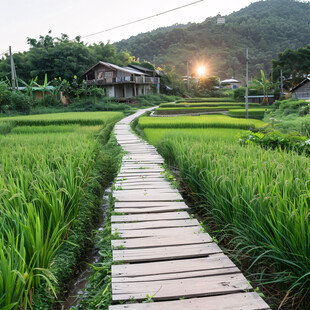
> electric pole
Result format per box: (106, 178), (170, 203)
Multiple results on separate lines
(187, 60), (190, 92)
(9, 46), (17, 92)
(245, 48), (249, 119)
(280, 69), (283, 98)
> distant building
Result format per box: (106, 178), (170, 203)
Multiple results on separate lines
(216, 14), (226, 24)
(245, 95), (275, 104)
(291, 77), (310, 100)
(80, 62), (160, 98)
(220, 78), (241, 89)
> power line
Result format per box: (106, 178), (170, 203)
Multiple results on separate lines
(82, 0), (204, 39)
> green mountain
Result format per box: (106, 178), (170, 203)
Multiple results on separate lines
(114, 0), (310, 81)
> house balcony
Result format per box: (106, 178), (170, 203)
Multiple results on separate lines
(85, 76), (160, 86)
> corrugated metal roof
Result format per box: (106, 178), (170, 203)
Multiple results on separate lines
(290, 77), (310, 92)
(80, 61), (147, 78)
(221, 79), (241, 83)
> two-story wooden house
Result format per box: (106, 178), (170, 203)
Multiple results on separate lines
(80, 62), (160, 98)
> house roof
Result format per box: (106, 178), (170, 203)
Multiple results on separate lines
(80, 61), (146, 78)
(221, 78), (241, 84)
(128, 64), (155, 75)
(290, 77), (310, 92)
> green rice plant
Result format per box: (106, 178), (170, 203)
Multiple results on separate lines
(160, 102), (260, 108)
(155, 135), (310, 300)
(228, 108), (270, 118)
(139, 115), (265, 130)
(0, 112), (123, 127)
(0, 112), (123, 309)
(144, 128), (246, 145)
(175, 97), (235, 103)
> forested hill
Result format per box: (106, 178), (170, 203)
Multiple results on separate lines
(114, 0), (310, 80)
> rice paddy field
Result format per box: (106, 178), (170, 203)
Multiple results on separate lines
(156, 99), (264, 117)
(0, 112), (123, 309)
(138, 113), (310, 306)
(139, 114), (265, 129)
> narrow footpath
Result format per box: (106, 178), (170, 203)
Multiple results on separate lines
(109, 109), (270, 310)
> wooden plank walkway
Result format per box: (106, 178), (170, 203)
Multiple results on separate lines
(109, 109), (270, 309)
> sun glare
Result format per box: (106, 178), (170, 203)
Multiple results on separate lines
(197, 66), (206, 77)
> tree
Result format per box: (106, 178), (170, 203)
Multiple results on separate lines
(272, 44), (310, 88)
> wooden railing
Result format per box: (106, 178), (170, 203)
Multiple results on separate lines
(86, 76), (160, 86)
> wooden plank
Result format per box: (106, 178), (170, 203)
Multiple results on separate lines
(111, 233), (212, 249)
(115, 177), (166, 183)
(115, 206), (189, 214)
(114, 201), (188, 208)
(112, 219), (200, 231)
(114, 184), (175, 190)
(112, 254), (234, 277)
(112, 267), (240, 283)
(115, 226), (203, 239)
(114, 193), (183, 202)
(109, 292), (270, 310)
(111, 212), (190, 223)
(112, 273), (252, 301)
(113, 243), (222, 262)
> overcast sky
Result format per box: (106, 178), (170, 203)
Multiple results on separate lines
(0, 0), (306, 55)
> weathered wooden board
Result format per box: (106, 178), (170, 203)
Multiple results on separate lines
(109, 292), (270, 310)
(112, 254), (234, 277)
(112, 273), (252, 300)
(112, 219), (199, 231)
(112, 267), (240, 283)
(113, 243), (222, 262)
(114, 201), (188, 209)
(111, 212), (190, 223)
(114, 184), (175, 190)
(115, 206), (189, 214)
(111, 233), (212, 249)
(114, 193), (183, 202)
(114, 226), (202, 239)
(115, 177), (166, 183)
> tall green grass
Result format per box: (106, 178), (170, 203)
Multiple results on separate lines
(144, 128), (246, 145)
(139, 115), (265, 130)
(155, 133), (310, 301)
(0, 112), (123, 126)
(0, 112), (123, 309)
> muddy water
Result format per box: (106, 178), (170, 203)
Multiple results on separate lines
(61, 188), (111, 310)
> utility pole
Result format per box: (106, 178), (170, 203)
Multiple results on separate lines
(245, 48), (249, 119)
(187, 60), (190, 92)
(280, 69), (284, 98)
(9, 46), (17, 92)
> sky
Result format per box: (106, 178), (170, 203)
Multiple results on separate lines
(0, 0), (302, 55)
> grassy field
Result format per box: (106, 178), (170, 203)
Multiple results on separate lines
(139, 115), (265, 130)
(228, 108), (270, 118)
(144, 128), (246, 145)
(139, 114), (310, 306)
(159, 102), (260, 108)
(0, 112), (123, 126)
(0, 112), (123, 309)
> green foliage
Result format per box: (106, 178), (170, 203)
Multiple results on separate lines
(272, 44), (310, 87)
(115, 0), (310, 79)
(239, 130), (310, 155)
(0, 32), (133, 84)
(264, 99), (310, 136)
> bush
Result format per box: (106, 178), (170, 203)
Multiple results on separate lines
(10, 93), (31, 113)
(36, 95), (61, 107)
